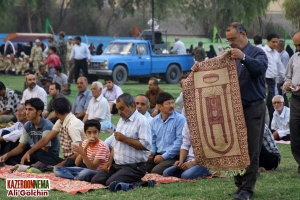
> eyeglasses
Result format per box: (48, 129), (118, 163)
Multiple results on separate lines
(225, 37), (238, 43)
(294, 44), (300, 47)
(272, 102), (283, 105)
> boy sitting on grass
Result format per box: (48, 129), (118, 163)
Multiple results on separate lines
(54, 119), (110, 182)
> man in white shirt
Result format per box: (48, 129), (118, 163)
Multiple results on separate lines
(271, 95), (290, 141)
(262, 33), (285, 126)
(68, 36), (91, 82)
(0, 108), (27, 157)
(19, 74), (47, 112)
(83, 81), (111, 130)
(171, 37), (186, 55)
(135, 94), (153, 124)
(102, 77), (123, 114)
(276, 40), (290, 106)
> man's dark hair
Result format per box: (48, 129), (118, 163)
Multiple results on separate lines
(149, 77), (158, 85)
(84, 119), (101, 132)
(24, 69), (34, 75)
(226, 22), (247, 35)
(53, 97), (71, 115)
(74, 36), (81, 42)
(253, 35), (262, 45)
(25, 98), (44, 113)
(38, 64), (45, 71)
(49, 46), (57, 53)
(266, 33), (279, 41)
(0, 81), (6, 90)
(54, 66), (62, 73)
(117, 93), (136, 108)
(156, 92), (174, 105)
(50, 82), (61, 91)
(104, 76), (114, 83)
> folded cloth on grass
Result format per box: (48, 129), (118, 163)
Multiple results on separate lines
(182, 51), (250, 176)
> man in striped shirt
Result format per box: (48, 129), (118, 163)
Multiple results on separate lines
(91, 93), (151, 186)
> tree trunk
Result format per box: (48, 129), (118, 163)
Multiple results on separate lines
(25, 2), (32, 33)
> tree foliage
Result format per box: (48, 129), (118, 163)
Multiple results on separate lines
(283, 0), (300, 29)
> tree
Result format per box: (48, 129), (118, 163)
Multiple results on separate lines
(283, 0), (300, 29)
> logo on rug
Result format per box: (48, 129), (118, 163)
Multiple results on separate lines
(6, 178), (50, 197)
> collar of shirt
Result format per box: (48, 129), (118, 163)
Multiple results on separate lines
(61, 112), (73, 126)
(122, 109), (139, 122)
(76, 89), (90, 97)
(158, 111), (175, 123)
(264, 44), (274, 52)
(94, 94), (104, 102)
(274, 106), (287, 118)
(29, 117), (47, 130)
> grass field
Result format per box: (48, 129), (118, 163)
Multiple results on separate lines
(0, 75), (299, 200)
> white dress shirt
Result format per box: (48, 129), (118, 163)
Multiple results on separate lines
(102, 84), (123, 104)
(262, 45), (285, 82)
(171, 40), (186, 55)
(69, 42), (91, 60)
(271, 106), (290, 139)
(86, 94), (111, 122)
(0, 122), (24, 142)
(21, 85), (47, 111)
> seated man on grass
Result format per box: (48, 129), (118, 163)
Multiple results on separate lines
(271, 95), (290, 141)
(146, 92), (186, 175)
(54, 120), (110, 182)
(21, 97), (87, 166)
(91, 93), (151, 186)
(0, 98), (60, 166)
(102, 76), (123, 114)
(163, 122), (210, 179)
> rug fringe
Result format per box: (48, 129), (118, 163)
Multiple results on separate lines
(210, 169), (247, 177)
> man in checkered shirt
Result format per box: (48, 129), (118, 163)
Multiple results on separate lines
(0, 81), (19, 123)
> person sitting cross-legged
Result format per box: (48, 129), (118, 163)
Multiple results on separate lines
(54, 120), (110, 182)
(146, 92), (186, 175)
(163, 122), (210, 179)
(271, 95), (290, 141)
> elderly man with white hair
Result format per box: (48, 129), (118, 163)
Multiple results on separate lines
(83, 81), (111, 130)
(271, 95), (290, 141)
(171, 37), (186, 55)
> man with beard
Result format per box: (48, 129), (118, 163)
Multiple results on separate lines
(19, 74), (47, 113)
(146, 92), (186, 175)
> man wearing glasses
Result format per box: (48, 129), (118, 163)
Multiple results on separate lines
(284, 31), (300, 174)
(271, 95), (290, 141)
(225, 22), (268, 200)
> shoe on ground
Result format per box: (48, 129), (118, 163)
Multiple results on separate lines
(233, 190), (252, 200)
(229, 189), (240, 197)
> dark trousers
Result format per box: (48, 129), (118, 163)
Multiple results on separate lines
(266, 78), (275, 127)
(290, 95), (300, 166)
(146, 155), (178, 175)
(234, 101), (265, 195)
(0, 130), (19, 156)
(91, 162), (146, 186)
(3, 144), (31, 165)
(31, 150), (63, 166)
(74, 58), (88, 82)
(277, 83), (289, 107)
(259, 145), (280, 170)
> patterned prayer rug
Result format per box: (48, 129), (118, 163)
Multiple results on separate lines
(0, 166), (195, 194)
(182, 51), (250, 175)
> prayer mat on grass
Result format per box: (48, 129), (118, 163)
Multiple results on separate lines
(275, 140), (290, 145)
(182, 51), (250, 175)
(0, 166), (194, 194)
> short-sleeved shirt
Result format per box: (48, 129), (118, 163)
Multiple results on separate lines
(81, 139), (110, 170)
(47, 93), (66, 113)
(21, 85), (47, 111)
(86, 94), (111, 122)
(19, 117), (60, 155)
(0, 88), (19, 114)
(53, 73), (68, 90)
(102, 84), (123, 104)
(145, 87), (164, 108)
(72, 89), (92, 114)
(52, 112), (87, 157)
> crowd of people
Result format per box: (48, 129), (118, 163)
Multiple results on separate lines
(0, 23), (299, 199)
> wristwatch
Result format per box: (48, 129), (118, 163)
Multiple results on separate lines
(242, 54), (246, 61)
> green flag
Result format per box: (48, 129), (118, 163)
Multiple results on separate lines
(45, 18), (50, 33)
(213, 26), (218, 43)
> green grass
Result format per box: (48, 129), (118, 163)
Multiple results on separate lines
(0, 75), (299, 200)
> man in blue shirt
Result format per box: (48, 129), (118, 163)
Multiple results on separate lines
(72, 77), (92, 120)
(0, 98), (60, 166)
(146, 92), (186, 175)
(225, 22), (268, 200)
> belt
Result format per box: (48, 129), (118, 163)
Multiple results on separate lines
(292, 93), (300, 100)
(243, 99), (264, 109)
